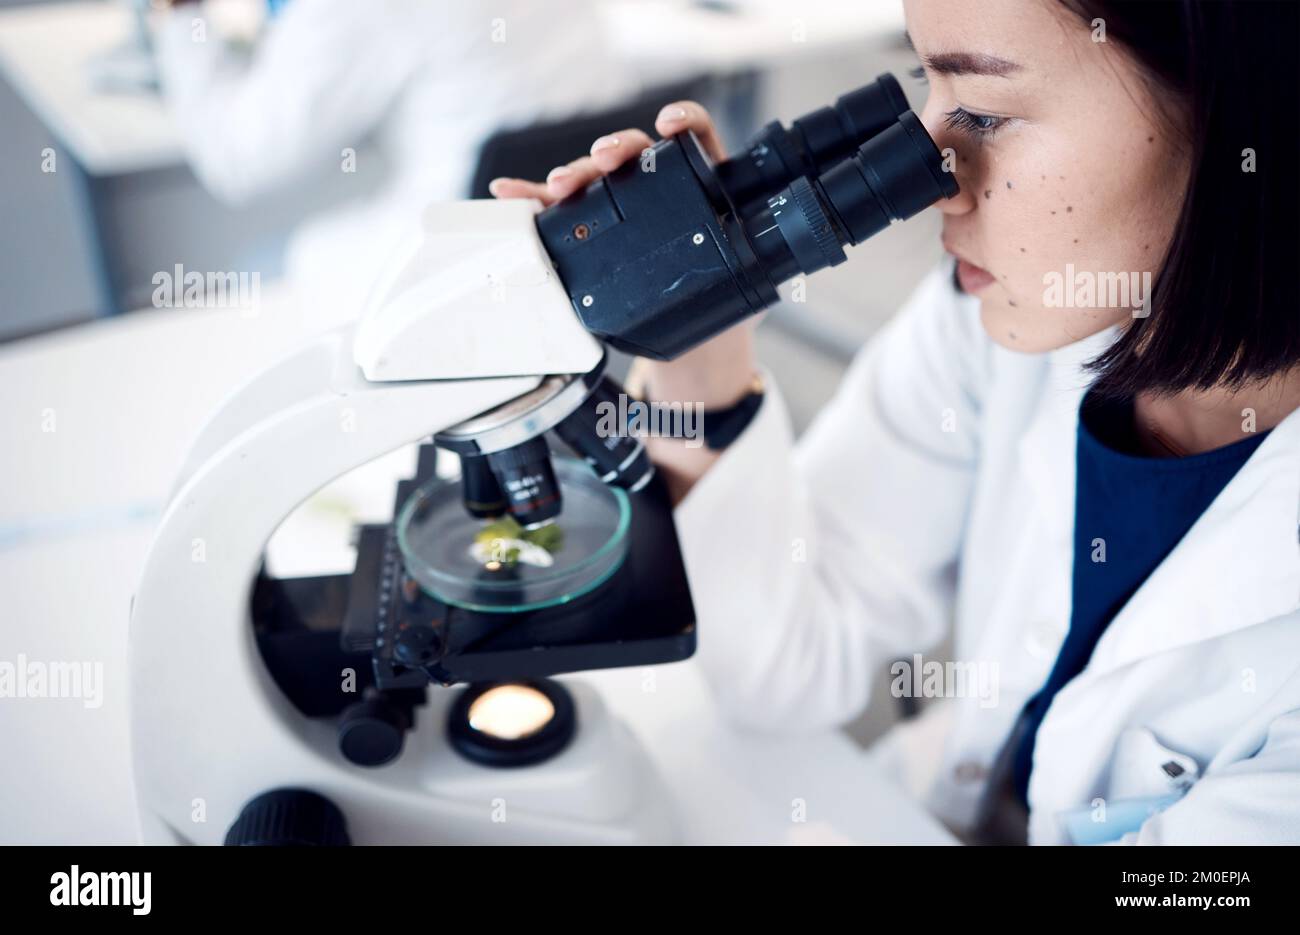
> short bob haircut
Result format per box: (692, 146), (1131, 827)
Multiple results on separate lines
(1060, 0), (1300, 399)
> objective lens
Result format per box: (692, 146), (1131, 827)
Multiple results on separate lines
(552, 376), (654, 492)
(459, 451), (507, 519)
(485, 436), (562, 528)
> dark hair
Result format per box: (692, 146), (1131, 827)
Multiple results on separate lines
(1059, 0), (1300, 399)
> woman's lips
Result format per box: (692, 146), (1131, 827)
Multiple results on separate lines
(955, 258), (995, 294)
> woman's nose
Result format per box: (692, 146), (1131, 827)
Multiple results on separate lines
(918, 99), (977, 216)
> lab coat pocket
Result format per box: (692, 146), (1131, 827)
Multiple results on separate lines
(1058, 727), (1200, 845)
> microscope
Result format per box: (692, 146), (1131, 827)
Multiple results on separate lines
(129, 75), (957, 845)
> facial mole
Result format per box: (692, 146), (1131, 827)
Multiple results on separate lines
(1050, 210), (1056, 215)
(1147, 136), (1154, 143)
(1008, 300), (1018, 308)
(984, 190), (992, 199)
(1019, 247), (1026, 253)
(1006, 181), (1013, 189)
(1008, 330), (1018, 339)
(1073, 238), (1079, 243)
(1066, 206), (1073, 212)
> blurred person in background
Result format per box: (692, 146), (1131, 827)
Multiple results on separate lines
(151, 0), (642, 327)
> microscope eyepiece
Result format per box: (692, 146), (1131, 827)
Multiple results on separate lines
(716, 73), (909, 209)
(745, 111), (960, 280)
(823, 111), (959, 242)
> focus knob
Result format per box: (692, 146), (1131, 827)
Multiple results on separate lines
(224, 788), (350, 846)
(337, 697), (408, 767)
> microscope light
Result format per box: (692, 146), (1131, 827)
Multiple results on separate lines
(448, 679), (576, 768)
(468, 684), (556, 740)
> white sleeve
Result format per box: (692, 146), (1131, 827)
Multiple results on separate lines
(154, 0), (424, 204)
(1113, 707), (1300, 845)
(674, 265), (992, 732)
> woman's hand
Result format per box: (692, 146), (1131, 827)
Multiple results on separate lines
(490, 101), (761, 501)
(488, 100), (726, 204)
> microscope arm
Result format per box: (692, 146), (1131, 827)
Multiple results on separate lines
(127, 196), (681, 844)
(129, 324), (540, 841)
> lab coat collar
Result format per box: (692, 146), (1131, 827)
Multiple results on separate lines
(1018, 324), (1300, 678)
(1087, 402), (1300, 674)
(1015, 325), (1117, 553)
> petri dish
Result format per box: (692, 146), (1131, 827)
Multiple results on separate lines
(396, 457), (630, 614)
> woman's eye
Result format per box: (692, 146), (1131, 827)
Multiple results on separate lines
(944, 106), (1007, 139)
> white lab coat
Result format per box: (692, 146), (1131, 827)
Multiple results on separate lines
(676, 265), (1300, 845)
(154, 0), (641, 327)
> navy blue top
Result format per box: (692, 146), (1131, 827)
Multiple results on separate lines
(1011, 390), (1270, 806)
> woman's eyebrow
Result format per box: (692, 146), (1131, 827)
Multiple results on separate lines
(903, 31), (1022, 77)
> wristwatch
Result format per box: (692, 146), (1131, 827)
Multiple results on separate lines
(699, 374), (765, 450)
(625, 362), (765, 451)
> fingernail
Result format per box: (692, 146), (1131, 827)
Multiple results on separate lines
(658, 105), (687, 124)
(590, 135), (620, 154)
(546, 166), (574, 184)
(488, 178), (508, 196)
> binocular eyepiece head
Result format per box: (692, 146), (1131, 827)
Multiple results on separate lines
(536, 72), (958, 361)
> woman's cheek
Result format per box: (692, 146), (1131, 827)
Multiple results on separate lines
(977, 168), (1131, 349)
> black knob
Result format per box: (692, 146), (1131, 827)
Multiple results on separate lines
(337, 697), (408, 767)
(224, 788), (350, 846)
(393, 623), (442, 666)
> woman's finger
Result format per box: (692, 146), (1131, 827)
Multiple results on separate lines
(654, 100), (727, 162)
(545, 126), (655, 200)
(491, 119), (680, 205)
(543, 156), (603, 201)
(586, 128), (656, 174)
(488, 177), (554, 204)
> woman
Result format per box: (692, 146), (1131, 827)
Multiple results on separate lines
(492, 0), (1300, 844)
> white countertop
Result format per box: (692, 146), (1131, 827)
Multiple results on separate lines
(0, 284), (953, 845)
